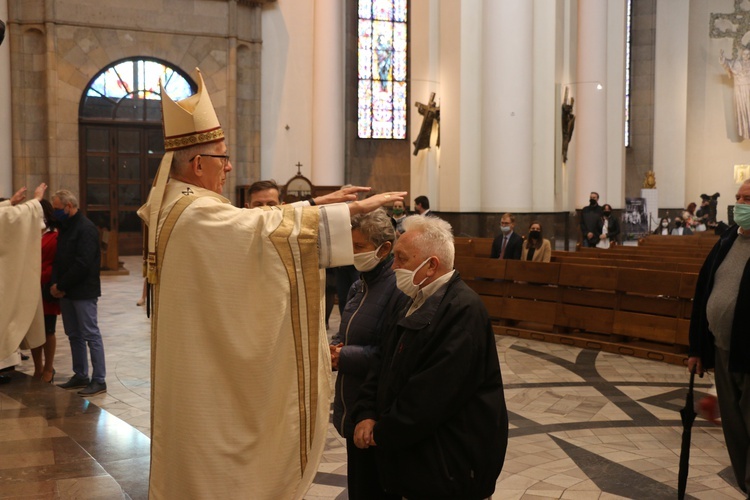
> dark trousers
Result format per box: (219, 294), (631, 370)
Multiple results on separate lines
(346, 438), (398, 500)
(715, 348), (750, 494)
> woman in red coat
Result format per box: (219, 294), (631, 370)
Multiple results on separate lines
(31, 199), (60, 383)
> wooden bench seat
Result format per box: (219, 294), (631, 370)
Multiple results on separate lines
(454, 256), (697, 366)
(550, 252), (703, 274)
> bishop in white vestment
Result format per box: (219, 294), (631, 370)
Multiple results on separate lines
(0, 185), (48, 369)
(140, 69), (405, 499)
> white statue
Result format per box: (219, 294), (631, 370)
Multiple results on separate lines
(721, 48), (750, 140)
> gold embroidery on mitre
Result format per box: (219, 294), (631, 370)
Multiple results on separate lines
(163, 127), (225, 150)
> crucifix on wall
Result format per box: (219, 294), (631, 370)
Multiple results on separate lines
(413, 92), (440, 156)
(711, 0), (750, 140)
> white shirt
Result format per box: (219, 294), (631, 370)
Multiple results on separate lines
(406, 270), (456, 317)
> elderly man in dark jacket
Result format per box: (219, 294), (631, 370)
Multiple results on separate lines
(688, 180), (750, 495)
(50, 189), (107, 396)
(352, 215), (508, 500)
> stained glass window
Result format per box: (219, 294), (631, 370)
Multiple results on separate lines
(358, 0), (407, 139)
(81, 58), (195, 120)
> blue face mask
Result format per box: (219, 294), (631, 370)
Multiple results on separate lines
(735, 203), (750, 230)
(53, 208), (69, 221)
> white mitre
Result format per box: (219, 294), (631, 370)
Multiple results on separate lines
(144, 68), (224, 284)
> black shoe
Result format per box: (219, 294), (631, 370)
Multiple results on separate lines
(57, 375), (90, 389)
(78, 381), (107, 397)
(0, 375), (10, 385)
(20, 353), (29, 361)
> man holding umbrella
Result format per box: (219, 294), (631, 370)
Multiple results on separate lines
(688, 179), (750, 496)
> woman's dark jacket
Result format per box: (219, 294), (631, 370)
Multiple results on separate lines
(331, 256), (408, 438)
(596, 215), (620, 242)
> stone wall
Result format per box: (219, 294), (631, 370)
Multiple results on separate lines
(7, 0), (263, 200)
(625, 0), (656, 198)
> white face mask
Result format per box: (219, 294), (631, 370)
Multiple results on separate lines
(661, 221), (669, 228)
(394, 257), (432, 298)
(353, 244), (384, 272)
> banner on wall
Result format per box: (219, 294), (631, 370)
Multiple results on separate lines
(624, 197), (648, 240)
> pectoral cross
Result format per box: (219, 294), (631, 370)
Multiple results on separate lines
(710, 0), (750, 57)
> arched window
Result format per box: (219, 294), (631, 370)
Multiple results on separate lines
(81, 58), (194, 120)
(357, 0), (408, 139)
(79, 58), (195, 258)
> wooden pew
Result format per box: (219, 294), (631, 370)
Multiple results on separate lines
(455, 256), (696, 366)
(551, 251), (703, 274)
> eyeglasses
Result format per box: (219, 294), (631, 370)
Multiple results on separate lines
(190, 154), (231, 167)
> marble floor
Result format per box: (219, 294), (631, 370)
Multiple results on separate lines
(1, 255), (744, 499)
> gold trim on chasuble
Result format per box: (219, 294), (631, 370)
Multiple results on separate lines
(270, 206), (321, 476)
(148, 196), (196, 446)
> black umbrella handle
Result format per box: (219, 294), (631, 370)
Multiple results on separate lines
(689, 366), (695, 393)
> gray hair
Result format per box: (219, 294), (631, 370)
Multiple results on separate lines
(351, 208), (396, 248)
(53, 189), (79, 208)
(170, 143), (221, 177)
(401, 215), (455, 269)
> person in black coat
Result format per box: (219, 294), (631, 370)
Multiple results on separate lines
(352, 215), (508, 500)
(595, 203), (620, 246)
(330, 209), (408, 500)
(490, 212), (523, 260)
(50, 189), (107, 396)
(688, 180), (750, 495)
(580, 192), (603, 247)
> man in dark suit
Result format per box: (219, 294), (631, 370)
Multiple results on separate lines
(491, 213), (523, 260)
(580, 191), (602, 247)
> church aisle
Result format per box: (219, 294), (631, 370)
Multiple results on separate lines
(4, 256), (743, 499)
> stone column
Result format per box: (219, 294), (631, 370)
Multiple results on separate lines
(575, 0), (608, 206)
(311, 0), (344, 186)
(481, 0), (533, 212)
(0, 0), (12, 191)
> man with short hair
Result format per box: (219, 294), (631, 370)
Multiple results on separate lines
(689, 179), (750, 496)
(247, 179), (282, 207)
(414, 195), (430, 215)
(580, 191), (602, 247)
(352, 215), (508, 499)
(51, 189), (107, 397)
(138, 68), (406, 499)
(491, 212), (523, 260)
(0, 183), (48, 384)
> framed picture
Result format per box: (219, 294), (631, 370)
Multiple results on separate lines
(734, 164), (750, 184)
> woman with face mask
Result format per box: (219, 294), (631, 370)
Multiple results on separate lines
(596, 204), (620, 248)
(654, 217), (671, 235)
(521, 221), (552, 262)
(31, 199), (60, 383)
(329, 208), (409, 500)
(390, 200), (407, 235)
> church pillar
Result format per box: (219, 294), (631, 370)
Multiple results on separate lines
(653, 0), (688, 208)
(0, 0), (12, 192)
(574, 0), (609, 206)
(311, 0), (344, 186)
(481, 0), (533, 212)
